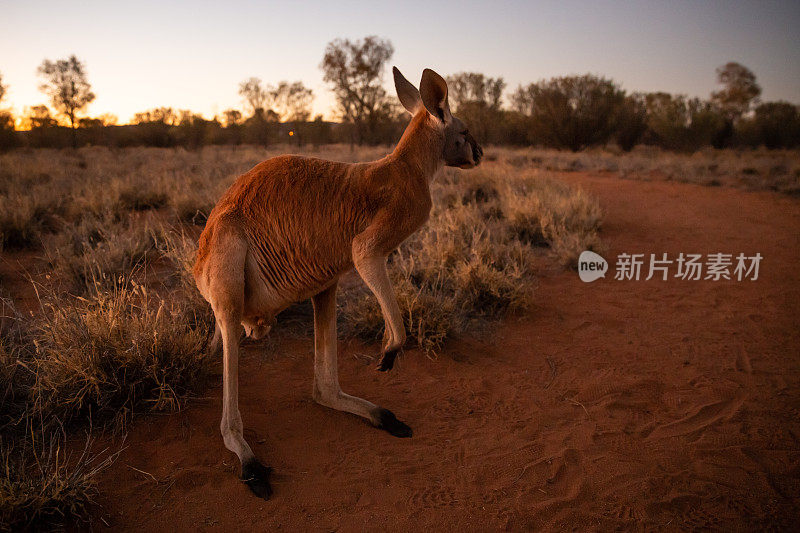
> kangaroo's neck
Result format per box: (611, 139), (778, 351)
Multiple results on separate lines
(390, 111), (443, 180)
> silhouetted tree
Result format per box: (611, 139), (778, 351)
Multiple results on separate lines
(133, 107), (179, 125)
(174, 111), (221, 148)
(242, 107), (279, 146)
(222, 109), (242, 128)
(306, 114), (333, 146)
(515, 75), (625, 151)
(0, 111), (15, 150)
(510, 85), (534, 116)
(270, 81), (313, 122)
(447, 72), (505, 111)
(78, 117), (103, 128)
(131, 107), (178, 147)
(642, 93), (726, 151)
(614, 94), (648, 151)
(25, 105), (57, 129)
(239, 77), (270, 117)
(37, 55), (95, 148)
(270, 81), (313, 145)
(446, 72), (505, 144)
(711, 62), (761, 122)
(320, 36), (394, 145)
(0, 74), (15, 149)
(751, 102), (800, 148)
(0, 71), (15, 150)
(78, 113), (116, 128)
(239, 77), (280, 146)
(22, 106), (57, 147)
(221, 109), (243, 145)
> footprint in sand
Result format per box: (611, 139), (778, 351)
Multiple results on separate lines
(734, 347), (753, 374)
(409, 485), (458, 508)
(644, 396), (745, 441)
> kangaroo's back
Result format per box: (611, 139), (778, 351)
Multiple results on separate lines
(196, 155), (379, 288)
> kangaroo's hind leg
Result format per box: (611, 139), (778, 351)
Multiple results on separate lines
(203, 226), (272, 498)
(311, 281), (412, 438)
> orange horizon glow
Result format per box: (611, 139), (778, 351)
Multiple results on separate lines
(1, 1), (798, 129)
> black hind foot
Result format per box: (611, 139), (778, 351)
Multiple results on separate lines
(374, 408), (413, 438)
(241, 458), (272, 499)
(376, 349), (399, 371)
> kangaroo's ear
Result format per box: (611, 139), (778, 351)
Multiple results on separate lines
(419, 68), (451, 123)
(393, 67), (422, 114)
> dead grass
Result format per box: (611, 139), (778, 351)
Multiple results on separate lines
(0, 143), (601, 526)
(1, 144), (603, 355)
(339, 166), (602, 352)
(491, 145), (800, 194)
(43, 216), (157, 293)
(0, 279), (209, 529)
(0, 145), (393, 252)
(0, 434), (117, 531)
(26, 279), (211, 430)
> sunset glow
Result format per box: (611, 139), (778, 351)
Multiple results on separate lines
(2, 1), (798, 125)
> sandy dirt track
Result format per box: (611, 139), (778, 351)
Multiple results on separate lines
(95, 173), (800, 531)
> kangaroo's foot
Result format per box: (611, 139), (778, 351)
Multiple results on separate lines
(376, 348), (400, 371)
(374, 407), (412, 438)
(241, 458), (272, 499)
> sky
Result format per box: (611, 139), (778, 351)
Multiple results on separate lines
(2, 0), (799, 124)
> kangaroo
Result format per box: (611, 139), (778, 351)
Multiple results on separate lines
(193, 67), (483, 498)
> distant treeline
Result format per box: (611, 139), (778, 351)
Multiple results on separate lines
(0, 39), (798, 152)
(1, 92), (797, 152)
(0, 114), (380, 150)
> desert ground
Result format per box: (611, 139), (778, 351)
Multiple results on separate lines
(1, 146), (799, 530)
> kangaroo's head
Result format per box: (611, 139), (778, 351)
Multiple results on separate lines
(393, 67), (483, 169)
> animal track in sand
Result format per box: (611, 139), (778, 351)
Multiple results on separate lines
(645, 396), (745, 441)
(409, 485), (458, 508)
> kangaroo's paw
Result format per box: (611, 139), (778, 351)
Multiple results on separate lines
(374, 407), (412, 438)
(241, 458), (273, 499)
(376, 349), (399, 371)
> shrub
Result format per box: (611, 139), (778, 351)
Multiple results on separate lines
(515, 75), (626, 151)
(45, 217), (156, 293)
(116, 188), (168, 211)
(614, 95), (648, 151)
(642, 93), (727, 151)
(339, 167), (602, 352)
(27, 281), (211, 429)
(0, 435), (115, 531)
(750, 102), (800, 149)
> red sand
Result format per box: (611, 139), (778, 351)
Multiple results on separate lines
(92, 173), (800, 530)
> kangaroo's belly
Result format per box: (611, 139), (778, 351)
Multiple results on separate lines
(241, 226), (354, 320)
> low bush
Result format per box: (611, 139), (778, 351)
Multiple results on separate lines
(339, 167), (602, 352)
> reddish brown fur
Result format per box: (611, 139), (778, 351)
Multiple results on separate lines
(193, 110), (441, 322)
(192, 67), (480, 499)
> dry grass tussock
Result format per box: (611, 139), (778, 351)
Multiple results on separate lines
(0, 144), (600, 526)
(27, 280), (211, 428)
(340, 165), (602, 352)
(0, 433), (118, 531)
(492, 145), (800, 194)
(1, 278), (210, 528)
